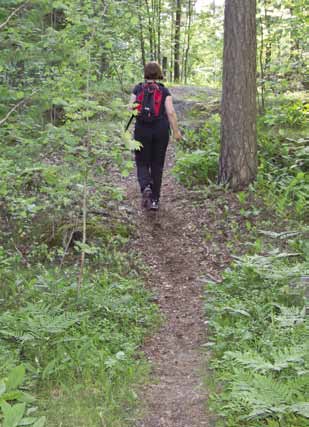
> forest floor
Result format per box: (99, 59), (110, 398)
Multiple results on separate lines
(119, 86), (246, 427)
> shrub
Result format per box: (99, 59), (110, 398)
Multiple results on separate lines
(173, 150), (218, 187)
(262, 100), (308, 128)
(174, 114), (220, 188)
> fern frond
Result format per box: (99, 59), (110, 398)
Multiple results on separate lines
(276, 306), (306, 327)
(290, 402), (309, 418)
(271, 346), (306, 371)
(224, 351), (273, 373)
(224, 345), (306, 373)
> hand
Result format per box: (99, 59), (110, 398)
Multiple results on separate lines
(173, 130), (182, 142)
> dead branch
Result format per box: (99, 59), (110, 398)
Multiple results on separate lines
(0, 89), (38, 127)
(0, 1), (30, 31)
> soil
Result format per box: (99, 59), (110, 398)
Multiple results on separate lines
(121, 86), (235, 427)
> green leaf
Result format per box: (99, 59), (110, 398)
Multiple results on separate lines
(18, 417), (37, 426)
(32, 416), (46, 427)
(290, 402), (309, 418)
(1, 391), (23, 402)
(105, 41), (113, 49)
(1, 400), (10, 414)
(6, 366), (25, 391)
(18, 391), (35, 404)
(0, 382), (6, 397)
(2, 402), (26, 427)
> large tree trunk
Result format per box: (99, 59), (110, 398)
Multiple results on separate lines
(174, 0), (181, 82)
(219, 0), (257, 190)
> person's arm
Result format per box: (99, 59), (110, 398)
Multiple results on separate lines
(165, 95), (182, 141)
(129, 94), (136, 111)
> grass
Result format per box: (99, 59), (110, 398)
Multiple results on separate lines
(40, 367), (149, 427)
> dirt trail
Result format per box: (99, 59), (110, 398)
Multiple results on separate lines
(122, 86), (226, 427)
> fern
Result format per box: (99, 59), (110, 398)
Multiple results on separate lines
(206, 250), (308, 425)
(229, 370), (309, 420)
(290, 402), (309, 418)
(271, 346), (306, 372)
(224, 351), (273, 373)
(225, 345), (306, 373)
(276, 306), (306, 327)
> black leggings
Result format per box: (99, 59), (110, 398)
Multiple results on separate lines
(134, 121), (170, 201)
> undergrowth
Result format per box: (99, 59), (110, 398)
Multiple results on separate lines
(205, 244), (308, 426)
(0, 78), (157, 426)
(174, 93), (308, 222)
(200, 92), (308, 426)
(0, 240), (158, 427)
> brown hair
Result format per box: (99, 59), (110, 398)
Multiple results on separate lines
(144, 61), (164, 80)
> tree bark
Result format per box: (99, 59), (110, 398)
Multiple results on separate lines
(174, 0), (181, 82)
(145, 0), (154, 60)
(151, 0), (157, 60)
(163, 56), (168, 78)
(184, 0), (193, 84)
(157, 0), (162, 63)
(170, 6), (174, 81)
(138, 1), (146, 68)
(258, 13), (265, 114)
(219, 0), (257, 190)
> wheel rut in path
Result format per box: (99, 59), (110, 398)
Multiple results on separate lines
(122, 87), (223, 427)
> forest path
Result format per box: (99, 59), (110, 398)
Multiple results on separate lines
(122, 86), (228, 427)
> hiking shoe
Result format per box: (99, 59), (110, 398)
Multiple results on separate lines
(141, 185), (152, 209)
(149, 200), (159, 211)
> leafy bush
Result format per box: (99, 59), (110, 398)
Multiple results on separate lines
(256, 123), (308, 221)
(173, 150), (218, 187)
(205, 249), (309, 426)
(262, 101), (308, 128)
(178, 113), (221, 153)
(173, 114), (220, 187)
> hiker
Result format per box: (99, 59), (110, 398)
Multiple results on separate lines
(129, 61), (182, 211)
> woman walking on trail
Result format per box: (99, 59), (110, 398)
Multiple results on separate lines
(130, 61), (182, 211)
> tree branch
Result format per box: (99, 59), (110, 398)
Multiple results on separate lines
(0, 98), (25, 126)
(0, 1), (30, 31)
(0, 89), (38, 127)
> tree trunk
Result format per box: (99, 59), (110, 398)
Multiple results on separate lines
(163, 56), (168, 78)
(218, 0), (257, 190)
(170, 7), (174, 81)
(174, 0), (181, 82)
(151, 0), (157, 60)
(184, 0), (193, 84)
(157, 0), (162, 63)
(258, 14), (265, 114)
(138, 1), (146, 68)
(145, 0), (154, 60)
